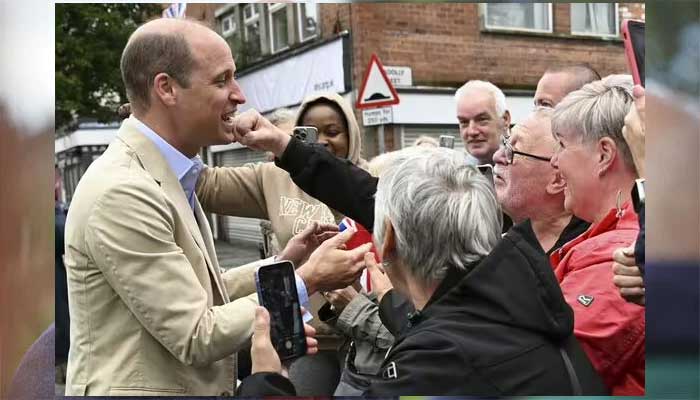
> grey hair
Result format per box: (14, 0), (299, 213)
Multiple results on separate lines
(373, 147), (501, 284)
(455, 80), (508, 118)
(267, 107), (296, 128)
(551, 74), (636, 170)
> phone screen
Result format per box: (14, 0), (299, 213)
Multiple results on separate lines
(255, 261), (306, 360)
(623, 20), (645, 86)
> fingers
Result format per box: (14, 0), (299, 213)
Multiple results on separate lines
(348, 242), (373, 261)
(633, 85), (645, 100)
(303, 321), (316, 338)
(317, 231), (339, 243)
(620, 286), (645, 297)
(322, 227), (356, 248)
(298, 221), (318, 240)
(613, 262), (642, 277)
(364, 252), (383, 272)
(315, 223), (339, 234)
(305, 337), (319, 355)
(253, 306), (271, 336)
(613, 274), (644, 288)
(612, 246), (636, 266)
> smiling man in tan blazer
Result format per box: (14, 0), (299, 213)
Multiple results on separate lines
(63, 18), (368, 396)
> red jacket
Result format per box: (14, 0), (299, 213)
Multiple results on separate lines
(550, 201), (645, 396)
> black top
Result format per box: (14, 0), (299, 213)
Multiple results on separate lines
(277, 137), (377, 229)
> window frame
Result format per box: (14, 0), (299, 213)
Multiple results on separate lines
(570, 3), (620, 39)
(481, 3), (554, 35)
(268, 3), (290, 54)
(243, 4), (260, 42)
(297, 3), (319, 43)
(221, 14), (237, 38)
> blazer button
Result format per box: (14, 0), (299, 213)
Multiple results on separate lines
(220, 391), (231, 396)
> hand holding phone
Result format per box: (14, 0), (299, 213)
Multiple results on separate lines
(255, 261), (307, 361)
(622, 19), (645, 86)
(439, 135), (455, 149)
(292, 126), (318, 144)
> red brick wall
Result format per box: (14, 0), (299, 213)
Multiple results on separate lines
(347, 3), (644, 91)
(319, 3), (352, 39)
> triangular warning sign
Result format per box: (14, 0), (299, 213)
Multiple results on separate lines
(356, 54), (400, 109)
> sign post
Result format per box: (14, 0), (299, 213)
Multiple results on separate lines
(356, 54), (400, 154)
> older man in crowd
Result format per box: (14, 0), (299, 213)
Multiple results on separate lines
(493, 108), (589, 253)
(455, 80), (511, 165)
(549, 75), (645, 395)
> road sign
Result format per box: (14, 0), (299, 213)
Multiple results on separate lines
(362, 107), (393, 126)
(356, 54), (400, 109)
(383, 66), (413, 87)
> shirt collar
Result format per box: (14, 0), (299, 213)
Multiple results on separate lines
(131, 117), (203, 205)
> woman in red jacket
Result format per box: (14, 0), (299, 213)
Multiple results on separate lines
(549, 74), (645, 395)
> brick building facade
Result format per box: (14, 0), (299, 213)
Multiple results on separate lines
(58, 3), (644, 242)
(204, 2), (644, 158)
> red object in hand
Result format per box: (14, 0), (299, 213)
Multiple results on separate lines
(338, 217), (380, 291)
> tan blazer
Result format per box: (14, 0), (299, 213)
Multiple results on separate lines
(64, 119), (258, 396)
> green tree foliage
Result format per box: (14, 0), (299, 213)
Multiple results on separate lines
(56, 3), (160, 133)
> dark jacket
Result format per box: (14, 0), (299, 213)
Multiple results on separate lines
(239, 220), (608, 396)
(366, 220), (607, 396)
(55, 203), (70, 362)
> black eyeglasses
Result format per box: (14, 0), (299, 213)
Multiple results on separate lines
(501, 136), (552, 165)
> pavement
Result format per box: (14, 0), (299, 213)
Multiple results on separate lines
(55, 238), (264, 396)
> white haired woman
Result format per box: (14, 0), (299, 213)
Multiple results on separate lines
(549, 75), (645, 395)
(239, 147), (607, 396)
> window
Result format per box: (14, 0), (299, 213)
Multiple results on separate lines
(244, 4), (261, 56)
(243, 3), (258, 21)
(571, 3), (619, 37)
(269, 3), (290, 53)
(297, 3), (318, 42)
(483, 3), (552, 33)
(221, 15), (237, 38)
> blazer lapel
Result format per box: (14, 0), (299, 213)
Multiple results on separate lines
(194, 197), (230, 303)
(117, 118), (227, 304)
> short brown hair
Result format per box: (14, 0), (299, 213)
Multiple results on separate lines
(120, 31), (196, 112)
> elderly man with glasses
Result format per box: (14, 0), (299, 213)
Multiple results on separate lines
(493, 108), (590, 253)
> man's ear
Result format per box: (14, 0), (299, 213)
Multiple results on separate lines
(380, 219), (397, 261)
(502, 110), (511, 130)
(152, 72), (177, 107)
(546, 171), (567, 195)
(596, 137), (617, 176)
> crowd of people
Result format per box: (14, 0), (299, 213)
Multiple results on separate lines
(55, 17), (646, 396)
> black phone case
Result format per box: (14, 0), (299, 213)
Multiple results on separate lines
(255, 262), (307, 361)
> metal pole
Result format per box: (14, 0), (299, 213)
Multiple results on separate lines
(377, 124), (385, 154)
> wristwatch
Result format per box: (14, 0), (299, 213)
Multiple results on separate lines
(631, 178), (645, 214)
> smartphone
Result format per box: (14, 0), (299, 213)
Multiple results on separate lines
(622, 19), (645, 86)
(254, 261), (306, 361)
(292, 126), (318, 144)
(439, 135), (455, 149)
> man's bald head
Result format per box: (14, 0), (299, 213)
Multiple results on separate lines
(120, 18), (216, 113)
(534, 64), (601, 108)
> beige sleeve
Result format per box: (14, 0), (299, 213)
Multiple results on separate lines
(221, 261), (263, 302)
(85, 180), (257, 368)
(196, 163), (269, 220)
